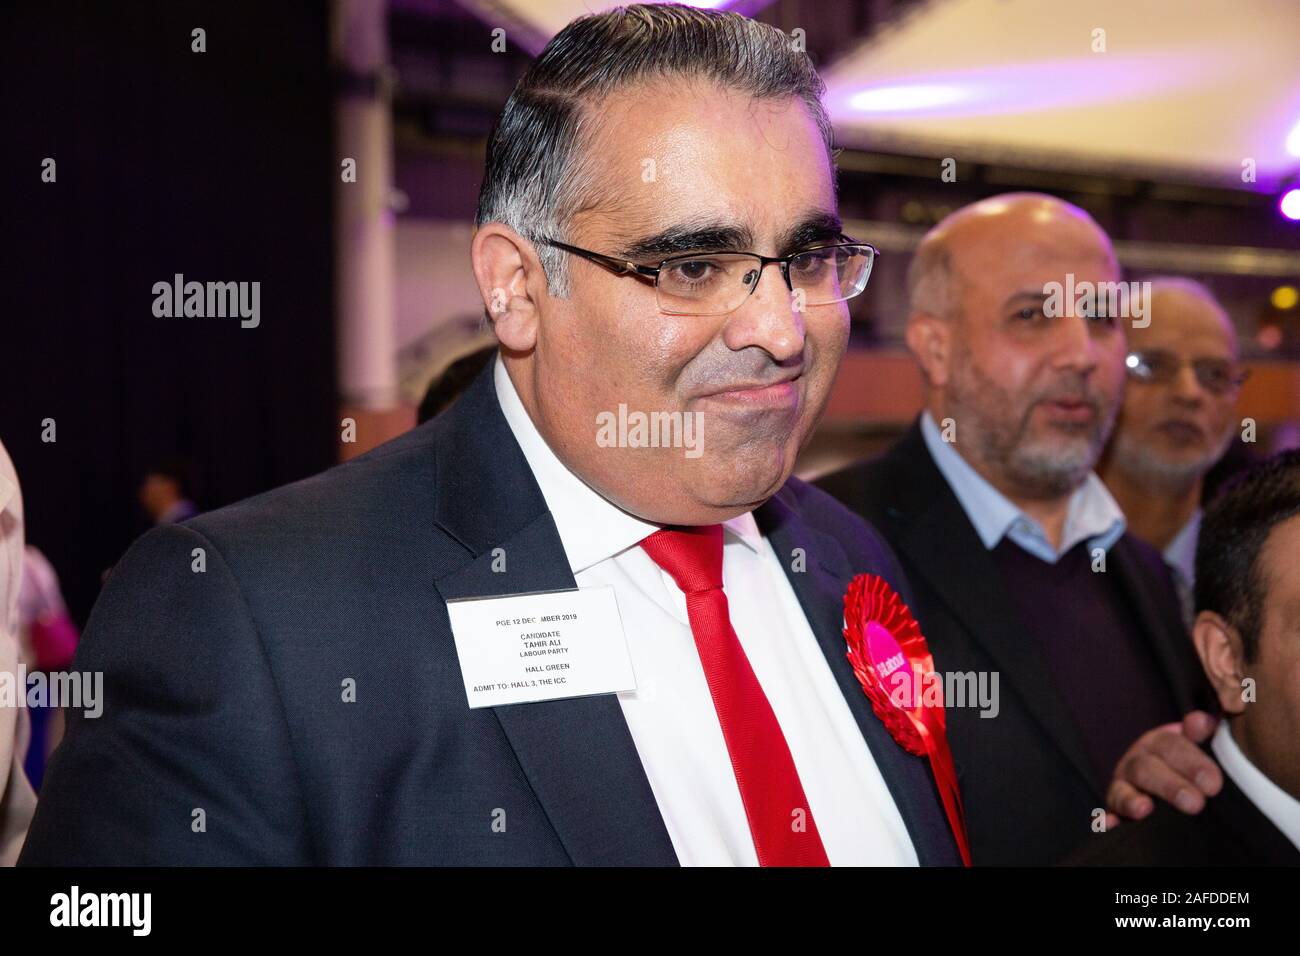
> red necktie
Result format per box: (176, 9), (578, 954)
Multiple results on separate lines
(641, 525), (831, 867)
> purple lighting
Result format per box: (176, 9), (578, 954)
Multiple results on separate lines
(849, 84), (969, 113)
(1281, 188), (1300, 221)
(831, 55), (1192, 120)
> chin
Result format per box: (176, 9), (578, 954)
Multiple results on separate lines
(712, 459), (792, 510)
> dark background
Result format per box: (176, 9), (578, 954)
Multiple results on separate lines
(1, 1), (338, 626)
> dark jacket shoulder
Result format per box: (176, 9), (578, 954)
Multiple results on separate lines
(1065, 757), (1300, 866)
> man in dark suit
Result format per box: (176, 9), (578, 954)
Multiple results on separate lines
(19, 4), (963, 866)
(1070, 450), (1300, 865)
(818, 193), (1218, 865)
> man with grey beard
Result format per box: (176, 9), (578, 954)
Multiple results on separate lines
(818, 193), (1217, 865)
(1099, 279), (1246, 627)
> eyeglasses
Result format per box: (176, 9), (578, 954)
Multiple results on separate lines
(1125, 349), (1249, 396)
(535, 237), (878, 316)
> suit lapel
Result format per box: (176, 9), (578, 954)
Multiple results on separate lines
(883, 423), (1106, 797)
(1108, 539), (1210, 714)
(431, 364), (678, 866)
(756, 486), (962, 865)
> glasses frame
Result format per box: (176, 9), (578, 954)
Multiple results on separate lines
(1124, 349), (1250, 396)
(535, 236), (880, 316)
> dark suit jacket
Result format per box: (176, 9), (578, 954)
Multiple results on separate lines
(1065, 750), (1300, 866)
(816, 418), (1215, 866)
(20, 366), (962, 866)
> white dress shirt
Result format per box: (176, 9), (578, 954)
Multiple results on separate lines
(493, 357), (918, 866)
(1211, 721), (1300, 851)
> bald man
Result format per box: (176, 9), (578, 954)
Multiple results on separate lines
(1099, 279), (1245, 626)
(818, 193), (1216, 865)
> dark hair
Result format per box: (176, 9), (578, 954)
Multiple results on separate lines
(475, 2), (833, 297)
(417, 347), (496, 425)
(1195, 448), (1300, 661)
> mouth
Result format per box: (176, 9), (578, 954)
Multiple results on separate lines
(1156, 419), (1207, 445)
(1041, 396), (1097, 424)
(697, 373), (802, 408)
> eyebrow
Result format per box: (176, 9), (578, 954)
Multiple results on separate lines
(618, 211), (845, 263)
(1004, 291), (1051, 309)
(778, 212), (847, 254)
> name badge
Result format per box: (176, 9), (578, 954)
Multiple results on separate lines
(447, 586), (637, 708)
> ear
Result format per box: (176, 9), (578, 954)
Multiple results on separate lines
(470, 223), (546, 352)
(905, 311), (953, 388)
(1191, 611), (1248, 715)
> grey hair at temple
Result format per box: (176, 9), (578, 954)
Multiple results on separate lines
(907, 242), (963, 323)
(474, 2), (835, 298)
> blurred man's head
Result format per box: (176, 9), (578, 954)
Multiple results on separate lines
(138, 458), (191, 522)
(1107, 279), (1242, 493)
(471, 4), (860, 525)
(1193, 450), (1300, 799)
(905, 192), (1126, 501)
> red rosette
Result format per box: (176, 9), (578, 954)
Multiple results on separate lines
(843, 575), (930, 756)
(843, 573), (971, 866)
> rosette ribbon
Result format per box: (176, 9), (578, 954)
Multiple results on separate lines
(843, 573), (971, 866)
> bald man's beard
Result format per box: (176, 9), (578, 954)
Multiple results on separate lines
(946, 360), (1118, 500)
(1110, 420), (1235, 493)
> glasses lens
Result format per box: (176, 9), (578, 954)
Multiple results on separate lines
(654, 245), (876, 315)
(1193, 359), (1239, 395)
(1128, 350), (1178, 383)
(656, 254), (763, 316)
(792, 245), (874, 305)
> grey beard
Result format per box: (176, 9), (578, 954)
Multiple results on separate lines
(1112, 425), (1234, 492)
(950, 386), (1114, 500)
(1005, 439), (1097, 498)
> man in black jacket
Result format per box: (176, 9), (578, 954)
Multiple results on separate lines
(19, 4), (964, 866)
(818, 193), (1217, 864)
(1070, 450), (1300, 865)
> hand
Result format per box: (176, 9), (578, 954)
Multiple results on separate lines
(1104, 711), (1222, 829)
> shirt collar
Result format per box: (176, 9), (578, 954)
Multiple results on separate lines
(1163, 508), (1202, 592)
(920, 410), (1125, 563)
(493, 355), (761, 574)
(1211, 721), (1300, 851)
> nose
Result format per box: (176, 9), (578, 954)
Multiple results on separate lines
(1169, 361), (1206, 405)
(1051, 313), (1101, 377)
(721, 260), (806, 362)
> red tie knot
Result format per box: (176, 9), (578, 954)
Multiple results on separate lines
(640, 524), (724, 594)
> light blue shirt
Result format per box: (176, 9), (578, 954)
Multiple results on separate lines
(1163, 509), (1201, 629)
(920, 411), (1125, 564)
(1163, 509), (1201, 597)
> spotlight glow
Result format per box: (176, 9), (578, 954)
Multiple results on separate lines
(1271, 285), (1299, 310)
(1281, 188), (1300, 221)
(848, 84), (969, 113)
(1287, 119), (1300, 158)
